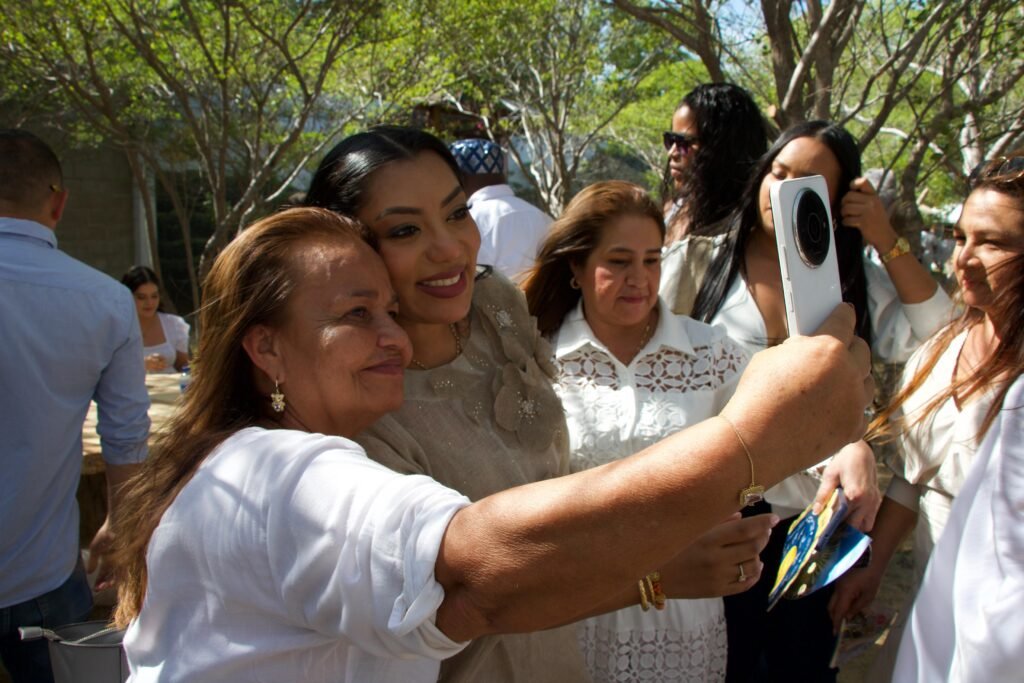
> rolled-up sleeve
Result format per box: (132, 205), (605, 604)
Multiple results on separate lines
(267, 446), (471, 661)
(884, 473), (921, 513)
(94, 290), (150, 464)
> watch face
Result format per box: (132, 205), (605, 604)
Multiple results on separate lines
(884, 237), (909, 262)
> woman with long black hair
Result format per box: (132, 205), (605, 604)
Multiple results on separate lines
(662, 83), (772, 243)
(660, 120), (952, 681)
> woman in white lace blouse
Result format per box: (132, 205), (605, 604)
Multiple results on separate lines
(523, 181), (776, 683)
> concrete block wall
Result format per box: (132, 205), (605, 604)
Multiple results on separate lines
(58, 143), (138, 280)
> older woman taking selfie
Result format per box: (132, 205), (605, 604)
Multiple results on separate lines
(112, 207), (872, 683)
(306, 127), (781, 682)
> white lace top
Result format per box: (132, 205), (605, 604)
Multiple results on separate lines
(552, 299), (749, 683)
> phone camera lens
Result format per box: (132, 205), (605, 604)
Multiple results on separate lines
(793, 189), (831, 267)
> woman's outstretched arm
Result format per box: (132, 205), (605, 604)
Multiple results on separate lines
(436, 304), (873, 641)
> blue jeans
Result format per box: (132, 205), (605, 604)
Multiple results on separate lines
(0, 557), (93, 683)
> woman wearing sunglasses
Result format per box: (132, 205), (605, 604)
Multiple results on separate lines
(663, 83), (773, 244)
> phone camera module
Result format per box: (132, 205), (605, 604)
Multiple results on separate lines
(793, 188), (831, 267)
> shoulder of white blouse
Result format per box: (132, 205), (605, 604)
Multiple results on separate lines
(160, 312), (190, 349)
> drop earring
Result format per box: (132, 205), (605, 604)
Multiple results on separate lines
(270, 380), (286, 413)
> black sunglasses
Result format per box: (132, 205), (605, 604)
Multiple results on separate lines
(662, 131), (698, 154)
(968, 155), (1024, 187)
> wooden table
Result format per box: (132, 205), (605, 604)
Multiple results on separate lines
(78, 373), (182, 542)
(81, 373), (182, 474)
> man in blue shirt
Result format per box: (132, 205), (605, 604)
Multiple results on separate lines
(0, 130), (150, 682)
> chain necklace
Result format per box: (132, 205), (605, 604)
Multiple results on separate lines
(410, 323), (463, 370)
(634, 314), (655, 359)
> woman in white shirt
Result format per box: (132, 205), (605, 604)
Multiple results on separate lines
(893, 377), (1024, 683)
(110, 207), (875, 683)
(523, 181), (776, 683)
(830, 154), (1024, 680)
(660, 121), (947, 680)
(120, 266), (189, 373)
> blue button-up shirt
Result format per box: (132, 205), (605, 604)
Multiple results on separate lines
(0, 217), (150, 607)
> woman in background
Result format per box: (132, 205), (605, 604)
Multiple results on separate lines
(120, 265), (189, 373)
(524, 180), (771, 682)
(663, 83), (772, 243)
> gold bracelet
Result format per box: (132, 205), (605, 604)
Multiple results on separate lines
(637, 578), (650, 611)
(720, 416), (765, 507)
(648, 571), (666, 610)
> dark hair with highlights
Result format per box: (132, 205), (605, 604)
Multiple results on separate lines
(304, 126), (463, 216)
(668, 83), (773, 237)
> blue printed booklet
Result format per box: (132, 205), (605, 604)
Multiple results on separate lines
(767, 488), (871, 611)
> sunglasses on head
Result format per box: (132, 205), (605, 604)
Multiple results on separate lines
(663, 131), (698, 154)
(968, 155), (1024, 188)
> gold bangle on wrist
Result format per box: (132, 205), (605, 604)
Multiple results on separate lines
(880, 236), (910, 264)
(638, 572), (666, 611)
(648, 571), (666, 610)
(720, 416), (764, 507)
(637, 579), (650, 611)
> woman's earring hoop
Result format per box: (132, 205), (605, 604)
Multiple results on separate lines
(270, 380), (286, 413)
(570, 277), (580, 290)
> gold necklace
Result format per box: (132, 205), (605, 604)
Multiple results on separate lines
(410, 323), (463, 370)
(634, 315), (655, 358)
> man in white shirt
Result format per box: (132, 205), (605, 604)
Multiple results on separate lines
(450, 139), (552, 282)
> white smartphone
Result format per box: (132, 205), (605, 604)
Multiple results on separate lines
(769, 175), (842, 336)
